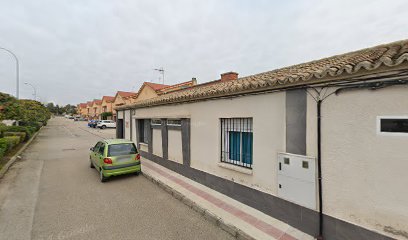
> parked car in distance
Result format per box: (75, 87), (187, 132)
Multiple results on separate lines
(88, 120), (94, 127)
(89, 139), (141, 182)
(88, 120), (100, 128)
(97, 120), (116, 129)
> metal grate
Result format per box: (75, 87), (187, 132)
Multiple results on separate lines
(220, 118), (253, 169)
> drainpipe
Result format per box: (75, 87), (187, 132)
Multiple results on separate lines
(317, 99), (324, 240)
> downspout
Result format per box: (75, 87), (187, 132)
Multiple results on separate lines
(317, 99), (324, 240)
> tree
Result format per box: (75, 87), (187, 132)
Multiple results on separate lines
(0, 92), (51, 123)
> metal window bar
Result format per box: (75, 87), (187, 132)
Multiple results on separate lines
(220, 118), (253, 169)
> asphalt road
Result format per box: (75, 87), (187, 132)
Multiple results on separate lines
(0, 117), (234, 240)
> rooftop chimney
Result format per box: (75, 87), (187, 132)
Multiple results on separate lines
(220, 72), (238, 81)
(191, 77), (197, 85)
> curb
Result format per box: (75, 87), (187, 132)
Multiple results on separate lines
(142, 171), (256, 240)
(0, 127), (42, 179)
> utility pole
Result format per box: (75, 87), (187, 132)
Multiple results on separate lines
(0, 47), (19, 99)
(154, 67), (165, 84)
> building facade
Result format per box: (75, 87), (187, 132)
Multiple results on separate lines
(101, 96), (115, 120)
(116, 40), (408, 240)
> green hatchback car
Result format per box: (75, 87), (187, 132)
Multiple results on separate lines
(89, 139), (141, 182)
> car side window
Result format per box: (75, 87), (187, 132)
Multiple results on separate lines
(98, 143), (105, 156)
(94, 142), (101, 152)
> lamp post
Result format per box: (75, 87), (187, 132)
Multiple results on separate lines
(0, 47), (19, 99)
(24, 82), (37, 100)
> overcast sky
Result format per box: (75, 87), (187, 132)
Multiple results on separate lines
(0, 0), (407, 105)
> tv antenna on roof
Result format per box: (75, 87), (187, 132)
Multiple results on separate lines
(154, 67), (165, 84)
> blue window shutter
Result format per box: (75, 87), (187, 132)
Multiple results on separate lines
(242, 132), (253, 164)
(229, 131), (240, 161)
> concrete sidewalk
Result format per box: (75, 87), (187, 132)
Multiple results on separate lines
(141, 159), (314, 240)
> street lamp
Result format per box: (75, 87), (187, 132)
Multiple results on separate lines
(24, 82), (37, 101)
(0, 47), (19, 99)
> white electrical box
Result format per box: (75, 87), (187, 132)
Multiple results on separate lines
(277, 152), (317, 210)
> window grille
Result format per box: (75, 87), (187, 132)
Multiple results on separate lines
(167, 119), (181, 126)
(151, 119), (162, 126)
(220, 118), (253, 168)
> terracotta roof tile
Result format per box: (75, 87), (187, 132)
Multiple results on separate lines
(94, 100), (102, 105)
(117, 91), (137, 98)
(144, 82), (169, 91)
(102, 96), (115, 102)
(118, 39), (408, 110)
(156, 80), (197, 94)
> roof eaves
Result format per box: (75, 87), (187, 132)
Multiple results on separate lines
(116, 39), (408, 111)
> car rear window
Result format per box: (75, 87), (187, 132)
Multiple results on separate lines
(108, 143), (138, 157)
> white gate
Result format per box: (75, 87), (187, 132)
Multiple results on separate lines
(277, 152), (316, 209)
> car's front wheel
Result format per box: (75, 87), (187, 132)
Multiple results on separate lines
(101, 125), (106, 129)
(100, 169), (108, 182)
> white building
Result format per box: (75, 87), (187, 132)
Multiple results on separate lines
(116, 40), (408, 240)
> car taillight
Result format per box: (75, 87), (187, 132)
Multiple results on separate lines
(135, 154), (140, 161)
(103, 158), (112, 164)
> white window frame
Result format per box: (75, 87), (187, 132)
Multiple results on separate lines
(376, 116), (408, 136)
(167, 119), (182, 127)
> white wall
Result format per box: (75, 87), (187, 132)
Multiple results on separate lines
(135, 93), (286, 195)
(133, 85), (408, 238)
(132, 117), (137, 144)
(168, 129), (183, 164)
(152, 128), (163, 157)
(306, 85), (408, 238)
(117, 110), (123, 119)
(124, 110), (131, 140)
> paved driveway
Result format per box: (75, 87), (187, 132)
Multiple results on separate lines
(0, 117), (234, 240)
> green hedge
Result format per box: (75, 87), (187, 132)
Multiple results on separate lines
(19, 121), (43, 131)
(4, 132), (26, 143)
(0, 138), (11, 151)
(0, 126), (36, 141)
(0, 138), (9, 159)
(0, 147), (5, 160)
(4, 136), (20, 150)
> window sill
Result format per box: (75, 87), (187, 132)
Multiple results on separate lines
(139, 142), (148, 146)
(217, 162), (253, 175)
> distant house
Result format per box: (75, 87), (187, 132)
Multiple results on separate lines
(136, 79), (197, 102)
(86, 101), (94, 119)
(100, 96), (115, 120)
(91, 99), (102, 120)
(77, 103), (88, 118)
(116, 40), (408, 239)
(112, 91), (137, 121)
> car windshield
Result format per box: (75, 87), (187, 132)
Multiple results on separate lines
(108, 143), (137, 157)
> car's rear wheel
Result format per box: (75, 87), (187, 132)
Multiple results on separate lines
(90, 159), (94, 168)
(134, 171), (140, 176)
(100, 169), (108, 182)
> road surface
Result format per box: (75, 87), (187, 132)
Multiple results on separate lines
(0, 117), (234, 240)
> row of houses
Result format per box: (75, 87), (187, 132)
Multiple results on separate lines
(77, 80), (197, 120)
(113, 40), (408, 240)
